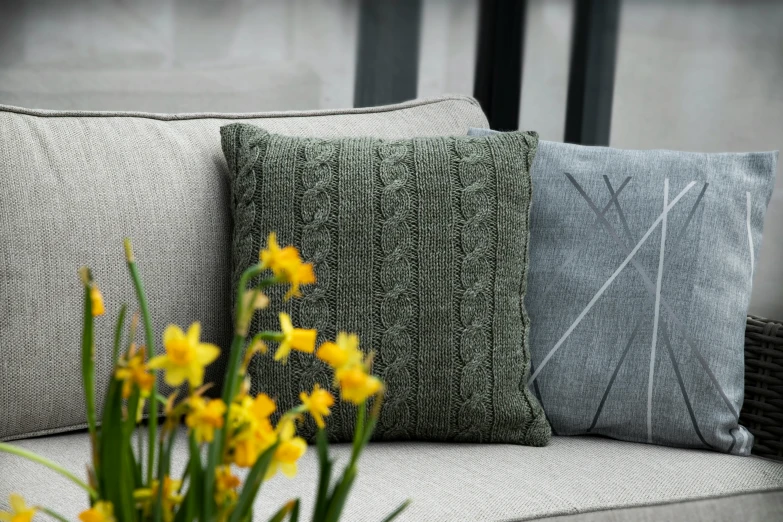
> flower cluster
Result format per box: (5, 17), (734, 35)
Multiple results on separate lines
(0, 233), (401, 522)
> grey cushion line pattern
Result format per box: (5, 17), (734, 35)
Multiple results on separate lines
(4, 432), (783, 521)
(468, 128), (778, 455)
(523, 489), (783, 522)
(0, 93), (482, 121)
(0, 95), (489, 443)
(221, 124), (550, 444)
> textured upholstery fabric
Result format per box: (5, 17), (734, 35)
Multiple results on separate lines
(469, 129), (778, 455)
(3, 432), (783, 521)
(0, 96), (488, 442)
(537, 490), (783, 522)
(221, 125), (550, 444)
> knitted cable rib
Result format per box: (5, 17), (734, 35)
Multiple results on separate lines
(454, 139), (492, 441)
(295, 139), (335, 438)
(376, 142), (413, 439)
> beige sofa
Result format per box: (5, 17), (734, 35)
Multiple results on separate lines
(0, 95), (781, 521)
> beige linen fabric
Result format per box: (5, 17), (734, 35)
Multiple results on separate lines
(0, 95), (488, 441)
(2, 433), (782, 521)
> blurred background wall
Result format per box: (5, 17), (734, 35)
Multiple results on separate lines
(0, 0), (781, 318)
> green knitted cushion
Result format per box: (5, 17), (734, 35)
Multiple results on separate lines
(220, 123), (551, 445)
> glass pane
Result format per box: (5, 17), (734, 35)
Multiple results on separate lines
(519, 0), (573, 140)
(0, 0), (358, 112)
(417, 0), (478, 100)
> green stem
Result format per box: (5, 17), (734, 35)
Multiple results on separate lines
(203, 264), (264, 520)
(124, 238), (158, 486)
(349, 403), (366, 469)
(0, 443), (98, 500)
(38, 506), (71, 522)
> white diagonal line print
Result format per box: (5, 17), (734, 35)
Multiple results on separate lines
(564, 175), (739, 420)
(529, 180), (697, 384)
(648, 178), (668, 443)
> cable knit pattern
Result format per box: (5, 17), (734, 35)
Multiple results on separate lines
(454, 139), (493, 442)
(294, 139), (336, 439)
(376, 142), (414, 439)
(228, 131), (266, 300)
(221, 124), (550, 445)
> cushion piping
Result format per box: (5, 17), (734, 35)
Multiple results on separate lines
(0, 94), (481, 121)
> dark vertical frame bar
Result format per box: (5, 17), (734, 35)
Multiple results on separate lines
(473, 0), (526, 130)
(354, 0), (422, 108)
(564, 0), (621, 146)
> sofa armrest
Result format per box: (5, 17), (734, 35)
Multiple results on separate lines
(741, 315), (783, 460)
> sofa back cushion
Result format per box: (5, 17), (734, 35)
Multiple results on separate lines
(0, 96), (488, 441)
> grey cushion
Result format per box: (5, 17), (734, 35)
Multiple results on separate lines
(469, 129), (778, 455)
(2, 432), (782, 521)
(220, 125), (549, 444)
(0, 96), (488, 442)
(539, 490), (783, 522)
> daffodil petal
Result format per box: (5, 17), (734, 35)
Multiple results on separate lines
(164, 366), (188, 387)
(0, 513), (13, 522)
(163, 325), (185, 347)
(195, 343), (220, 365)
(186, 322), (202, 344)
(278, 312), (293, 333)
(274, 343), (291, 362)
(147, 355), (167, 369)
(281, 462), (297, 478)
(187, 365), (205, 388)
(9, 494), (26, 512)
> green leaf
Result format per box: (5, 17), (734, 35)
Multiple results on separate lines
(112, 304), (128, 364)
(99, 377), (125, 504)
(289, 498), (300, 522)
(323, 466), (356, 522)
(379, 500), (411, 522)
(0, 443), (98, 501)
(178, 434), (202, 522)
(124, 238), (159, 486)
(229, 443), (278, 522)
(312, 429), (333, 522)
(267, 500), (297, 522)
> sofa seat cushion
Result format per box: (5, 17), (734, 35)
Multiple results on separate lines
(2, 433), (782, 521)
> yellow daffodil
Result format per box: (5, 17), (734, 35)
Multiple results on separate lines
(186, 396), (226, 444)
(316, 332), (364, 371)
(229, 394), (278, 468)
(148, 323), (220, 388)
(299, 384), (334, 429)
(0, 494), (36, 522)
(214, 465), (241, 505)
(259, 233), (316, 299)
(274, 313), (317, 363)
(90, 286), (105, 317)
(283, 261), (316, 300)
(242, 290), (270, 312)
(336, 366), (383, 405)
(78, 501), (115, 522)
(134, 476), (183, 522)
(265, 417), (307, 480)
(115, 345), (154, 399)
